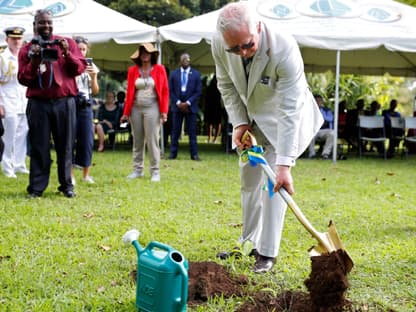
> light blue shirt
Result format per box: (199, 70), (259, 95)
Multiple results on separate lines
(320, 107), (334, 129)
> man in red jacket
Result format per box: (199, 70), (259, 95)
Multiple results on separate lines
(18, 9), (86, 198)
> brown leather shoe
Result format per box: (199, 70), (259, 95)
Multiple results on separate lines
(253, 254), (276, 273)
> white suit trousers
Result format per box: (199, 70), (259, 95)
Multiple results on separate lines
(308, 128), (334, 157)
(1, 114), (28, 175)
(238, 128), (287, 258)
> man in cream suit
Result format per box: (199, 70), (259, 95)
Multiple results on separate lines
(212, 2), (323, 273)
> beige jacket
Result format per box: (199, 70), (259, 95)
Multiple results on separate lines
(211, 22), (323, 166)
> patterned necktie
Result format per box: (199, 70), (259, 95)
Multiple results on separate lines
(242, 57), (252, 81)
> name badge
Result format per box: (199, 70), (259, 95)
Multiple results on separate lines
(260, 76), (270, 85)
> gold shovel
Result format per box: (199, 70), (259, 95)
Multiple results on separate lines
(241, 131), (354, 273)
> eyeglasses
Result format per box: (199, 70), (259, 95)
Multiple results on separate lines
(225, 40), (255, 54)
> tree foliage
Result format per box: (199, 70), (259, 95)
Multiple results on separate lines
(307, 72), (414, 115)
(95, 0), (233, 26)
(106, 0), (191, 26)
(96, 0), (416, 26)
(397, 0), (416, 6)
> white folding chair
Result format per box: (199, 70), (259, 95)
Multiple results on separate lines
(358, 116), (387, 159)
(404, 116), (416, 158)
(389, 117), (405, 156)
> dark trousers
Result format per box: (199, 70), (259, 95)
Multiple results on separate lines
(170, 111), (198, 157)
(74, 105), (93, 167)
(26, 97), (76, 195)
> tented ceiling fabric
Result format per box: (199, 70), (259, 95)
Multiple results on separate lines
(159, 0), (416, 77)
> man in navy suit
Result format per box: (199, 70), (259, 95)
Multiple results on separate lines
(168, 53), (202, 161)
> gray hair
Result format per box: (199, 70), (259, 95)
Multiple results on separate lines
(217, 2), (257, 35)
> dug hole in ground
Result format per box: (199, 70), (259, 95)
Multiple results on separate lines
(130, 249), (396, 311)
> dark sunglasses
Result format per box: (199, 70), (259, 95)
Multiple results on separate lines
(74, 36), (88, 44)
(225, 40), (255, 54)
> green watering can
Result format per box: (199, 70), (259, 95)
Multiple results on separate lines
(123, 229), (188, 312)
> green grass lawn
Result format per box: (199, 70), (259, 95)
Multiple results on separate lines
(1, 141), (415, 311)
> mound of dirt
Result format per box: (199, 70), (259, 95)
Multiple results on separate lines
(187, 261), (248, 305)
(130, 252), (395, 311)
(187, 256), (354, 311)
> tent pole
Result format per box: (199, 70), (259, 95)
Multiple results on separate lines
(332, 50), (341, 163)
(155, 33), (165, 156)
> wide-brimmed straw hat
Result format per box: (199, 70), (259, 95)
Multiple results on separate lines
(130, 43), (159, 62)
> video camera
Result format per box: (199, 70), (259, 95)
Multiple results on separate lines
(28, 37), (61, 62)
(75, 91), (92, 109)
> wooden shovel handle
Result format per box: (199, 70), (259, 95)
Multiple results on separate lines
(262, 161), (334, 251)
(243, 131), (333, 251)
(259, 161), (319, 237)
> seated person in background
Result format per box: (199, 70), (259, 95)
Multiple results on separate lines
(382, 99), (403, 157)
(406, 110), (416, 154)
(338, 100), (347, 140)
(345, 98), (365, 147)
(363, 100), (385, 155)
(115, 90), (126, 111)
(308, 94), (334, 159)
(95, 90), (120, 152)
(365, 100), (381, 116)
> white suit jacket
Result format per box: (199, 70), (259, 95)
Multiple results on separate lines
(0, 47), (27, 116)
(211, 22), (323, 166)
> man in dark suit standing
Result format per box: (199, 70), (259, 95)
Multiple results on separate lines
(168, 53), (202, 161)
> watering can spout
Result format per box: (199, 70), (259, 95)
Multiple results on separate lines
(122, 229), (144, 254)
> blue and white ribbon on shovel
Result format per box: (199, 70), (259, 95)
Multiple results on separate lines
(239, 145), (275, 198)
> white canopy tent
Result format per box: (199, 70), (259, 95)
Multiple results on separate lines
(0, 0), (157, 71)
(158, 0), (416, 161)
(159, 0), (416, 75)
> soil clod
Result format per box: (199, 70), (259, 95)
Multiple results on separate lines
(305, 250), (350, 309)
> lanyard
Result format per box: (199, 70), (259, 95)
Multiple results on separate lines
(38, 62), (54, 89)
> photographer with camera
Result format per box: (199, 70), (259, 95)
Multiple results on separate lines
(71, 36), (99, 185)
(18, 9), (87, 198)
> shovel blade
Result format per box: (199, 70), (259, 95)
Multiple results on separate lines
(308, 220), (354, 273)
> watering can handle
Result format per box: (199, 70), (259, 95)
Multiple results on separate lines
(147, 241), (173, 253)
(148, 242), (188, 307)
